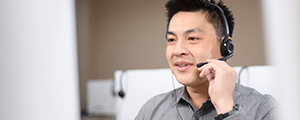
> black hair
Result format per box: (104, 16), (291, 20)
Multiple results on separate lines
(165, 0), (234, 40)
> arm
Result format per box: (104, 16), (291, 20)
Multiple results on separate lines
(198, 60), (277, 119)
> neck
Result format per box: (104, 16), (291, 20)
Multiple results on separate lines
(186, 80), (210, 110)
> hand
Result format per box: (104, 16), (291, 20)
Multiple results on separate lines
(198, 59), (237, 114)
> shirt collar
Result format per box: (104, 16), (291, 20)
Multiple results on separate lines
(174, 86), (186, 103)
(174, 86), (214, 111)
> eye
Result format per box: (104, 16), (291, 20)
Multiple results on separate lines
(167, 38), (176, 43)
(188, 37), (199, 40)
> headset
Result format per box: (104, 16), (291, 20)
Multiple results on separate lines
(118, 70), (126, 98)
(196, 2), (234, 68)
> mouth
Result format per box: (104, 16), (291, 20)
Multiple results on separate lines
(174, 61), (193, 72)
(178, 64), (188, 67)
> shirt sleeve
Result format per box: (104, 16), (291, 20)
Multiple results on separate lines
(223, 95), (278, 120)
(223, 106), (249, 120)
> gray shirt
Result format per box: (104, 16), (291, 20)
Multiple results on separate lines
(135, 83), (277, 120)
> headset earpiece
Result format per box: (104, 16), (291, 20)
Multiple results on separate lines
(118, 90), (125, 98)
(220, 37), (234, 57)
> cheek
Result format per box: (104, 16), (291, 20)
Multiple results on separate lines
(211, 42), (221, 57)
(191, 45), (215, 62)
(165, 46), (172, 60)
(195, 51), (209, 62)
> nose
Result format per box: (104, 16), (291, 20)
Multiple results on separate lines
(173, 40), (189, 57)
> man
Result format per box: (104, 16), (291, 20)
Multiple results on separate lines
(135, 0), (276, 119)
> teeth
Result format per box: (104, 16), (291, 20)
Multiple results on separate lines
(179, 64), (187, 67)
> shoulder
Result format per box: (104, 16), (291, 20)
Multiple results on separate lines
(233, 84), (277, 119)
(234, 83), (276, 102)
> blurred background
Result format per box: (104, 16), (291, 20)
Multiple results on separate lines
(0, 0), (299, 120)
(76, 0), (266, 113)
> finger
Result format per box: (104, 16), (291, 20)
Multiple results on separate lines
(206, 71), (215, 81)
(198, 63), (206, 71)
(198, 59), (227, 78)
(198, 59), (214, 72)
(199, 66), (215, 81)
(199, 67), (206, 78)
(198, 59), (222, 71)
(199, 64), (214, 78)
(206, 59), (228, 69)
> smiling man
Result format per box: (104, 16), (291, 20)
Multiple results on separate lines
(135, 0), (276, 120)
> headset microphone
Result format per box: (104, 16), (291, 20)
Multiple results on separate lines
(196, 2), (234, 68)
(196, 53), (233, 68)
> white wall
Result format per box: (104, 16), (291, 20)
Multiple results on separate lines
(261, 0), (300, 119)
(114, 69), (183, 120)
(0, 0), (80, 120)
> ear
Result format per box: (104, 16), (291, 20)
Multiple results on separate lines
(220, 36), (232, 42)
(219, 36), (229, 43)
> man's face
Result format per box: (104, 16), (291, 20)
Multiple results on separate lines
(166, 11), (222, 86)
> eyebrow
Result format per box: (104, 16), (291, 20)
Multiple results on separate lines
(185, 28), (202, 35)
(166, 28), (203, 38)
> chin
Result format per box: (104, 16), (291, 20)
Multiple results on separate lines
(175, 74), (198, 86)
(171, 67), (195, 84)
(176, 74), (207, 87)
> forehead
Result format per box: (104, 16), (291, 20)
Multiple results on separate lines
(167, 11), (216, 37)
(169, 11), (209, 28)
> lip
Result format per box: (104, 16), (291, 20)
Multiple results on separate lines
(174, 61), (193, 72)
